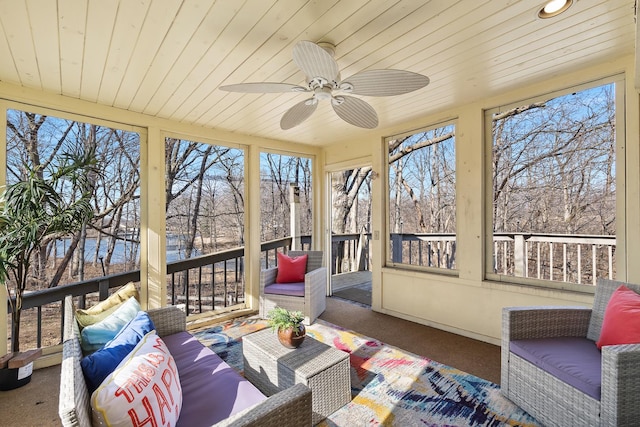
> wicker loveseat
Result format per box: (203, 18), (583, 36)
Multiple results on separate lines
(58, 295), (312, 427)
(502, 278), (640, 427)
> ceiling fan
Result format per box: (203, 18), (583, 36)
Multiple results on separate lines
(219, 40), (430, 130)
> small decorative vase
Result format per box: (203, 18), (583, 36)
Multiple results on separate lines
(277, 324), (306, 349)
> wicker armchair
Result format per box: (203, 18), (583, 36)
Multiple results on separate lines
(502, 278), (640, 427)
(259, 250), (326, 325)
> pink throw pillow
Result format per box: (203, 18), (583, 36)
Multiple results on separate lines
(275, 252), (308, 283)
(596, 285), (640, 349)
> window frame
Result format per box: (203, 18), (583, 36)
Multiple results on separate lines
(482, 74), (626, 292)
(384, 119), (458, 275)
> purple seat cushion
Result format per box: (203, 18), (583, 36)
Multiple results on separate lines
(162, 331), (266, 426)
(510, 337), (602, 400)
(264, 282), (305, 297)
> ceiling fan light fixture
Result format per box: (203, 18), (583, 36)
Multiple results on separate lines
(538, 0), (572, 19)
(315, 86), (333, 101)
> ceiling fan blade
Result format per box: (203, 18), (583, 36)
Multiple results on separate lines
(280, 98), (318, 130)
(219, 82), (308, 93)
(292, 41), (340, 81)
(342, 69), (429, 96)
(332, 95), (378, 129)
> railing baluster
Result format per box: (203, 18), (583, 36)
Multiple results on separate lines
(592, 244), (597, 286)
(171, 272), (176, 305)
(223, 260), (228, 307)
(60, 299), (66, 344)
(502, 241), (507, 274)
(563, 243), (567, 282)
(184, 270), (190, 314)
(549, 242), (554, 281)
(525, 240), (529, 278)
(235, 257), (240, 282)
(577, 244), (582, 284)
(235, 257), (240, 304)
(608, 246), (613, 279)
(212, 263), (217, 310)
(198, 267), (203, 313)
(537, 242), (541, 279)
(37, 306), (42, 348)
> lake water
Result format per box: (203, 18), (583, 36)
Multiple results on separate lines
(55, 236), (200, 264)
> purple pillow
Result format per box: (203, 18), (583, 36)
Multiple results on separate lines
(80, 311), (155, 393)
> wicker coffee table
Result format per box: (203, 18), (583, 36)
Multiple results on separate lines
(243, 328), (351, 424)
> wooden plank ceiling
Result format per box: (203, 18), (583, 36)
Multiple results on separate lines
(0, 0), (635, 146)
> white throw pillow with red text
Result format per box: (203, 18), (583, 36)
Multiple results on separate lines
(91, 330), (182, 426)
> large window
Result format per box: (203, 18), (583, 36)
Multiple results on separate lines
(164, 137), (245, 312)
(165, 138), (245, 258)
(259, 152), (313, 248)
(387, 122), (456, 270)
(486, 80), (619, 287)
(6, 109), (141, 281)
(6, 108), (141, 349)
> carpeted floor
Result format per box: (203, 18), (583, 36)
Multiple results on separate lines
(321, 297), (502, 384)
(192, 313), (540, 426)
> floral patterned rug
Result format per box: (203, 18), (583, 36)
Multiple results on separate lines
(192, 317), (540, 426)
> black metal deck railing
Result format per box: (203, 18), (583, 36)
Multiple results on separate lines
(7, 235), (323, 351)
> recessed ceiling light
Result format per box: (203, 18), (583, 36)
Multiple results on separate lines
(538, 0), (573, 19)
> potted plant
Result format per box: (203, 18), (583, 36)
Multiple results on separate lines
(0, 148), (96, 390)
(267, 307), (306, 349)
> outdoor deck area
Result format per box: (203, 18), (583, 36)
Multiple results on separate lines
(331, 271), (372, 306)
(0, 296), (501, 426)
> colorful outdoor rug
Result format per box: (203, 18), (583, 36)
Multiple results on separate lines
(192, 318), (541, 426)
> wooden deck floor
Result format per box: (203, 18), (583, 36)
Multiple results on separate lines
(331, 271), (372, 305)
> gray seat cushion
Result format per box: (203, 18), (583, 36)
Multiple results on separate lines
(510, 337), (602, 400)
(162, 331), (267, 426)
(264, 282), (305, 297)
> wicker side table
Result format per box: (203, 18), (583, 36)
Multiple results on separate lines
(243, 328), (351, 424)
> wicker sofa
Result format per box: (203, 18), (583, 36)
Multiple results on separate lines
(58, 295), (312, 427)
(501, 278), (640, 427)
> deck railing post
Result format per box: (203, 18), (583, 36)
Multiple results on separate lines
(391, 234), (403, 263)
(98, 279), (109, 301)
(514, 234), (526, 277)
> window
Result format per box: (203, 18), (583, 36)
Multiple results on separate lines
(6, 108), (141, 349)
(165, 137), (246, 312)
(165, 138), (245, 258)
(259, 152), (313, 248)
(387, 123), (456, 270)
(486, 80), (619, 286)
(6, 109), (141, 280)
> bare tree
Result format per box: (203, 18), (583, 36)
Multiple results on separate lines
(6, 110), (142, 287)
